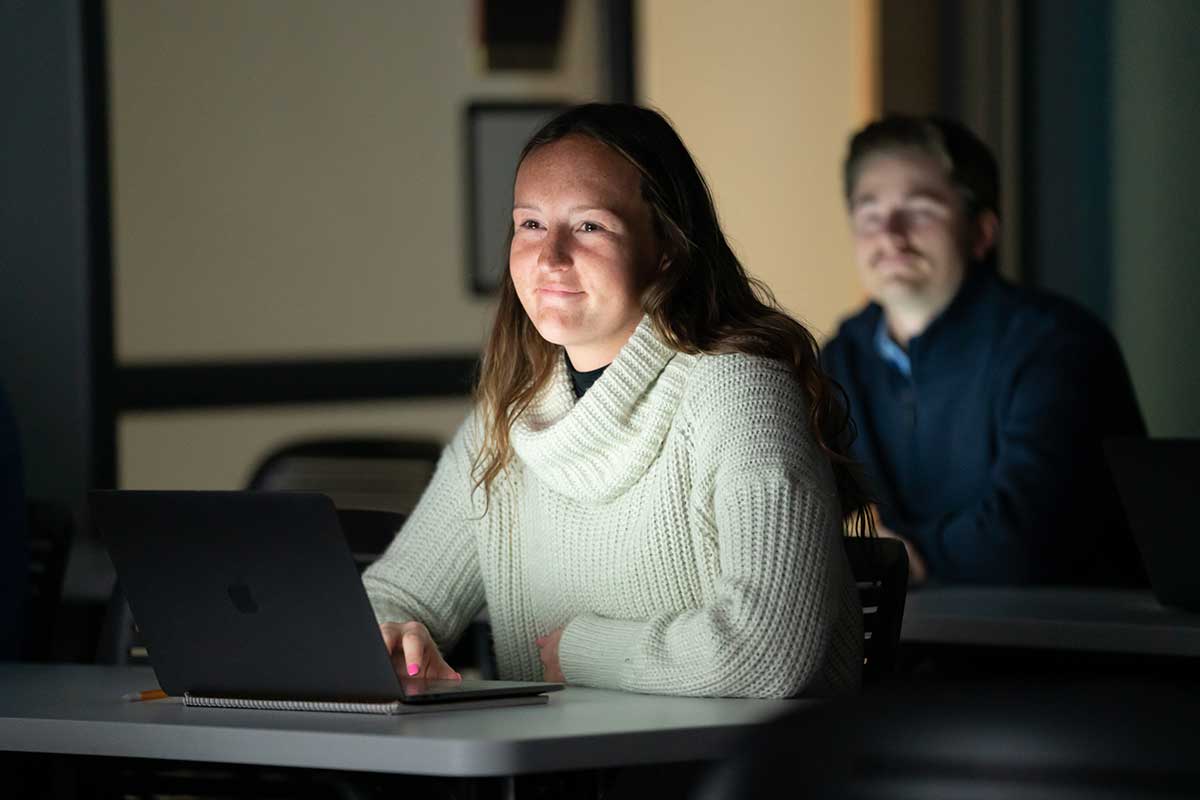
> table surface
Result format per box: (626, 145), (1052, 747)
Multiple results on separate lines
(0, 663), (799, 777)
(901, 586), (1200, 656)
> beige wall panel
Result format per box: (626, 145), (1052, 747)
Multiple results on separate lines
(108, 0), (603, 362)
(638, 0), (875, 340)
(119, 399), (472, 491)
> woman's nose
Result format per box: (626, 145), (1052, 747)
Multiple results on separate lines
(537, 227), (572, 270)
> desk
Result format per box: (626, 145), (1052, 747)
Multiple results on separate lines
(901, 586), (1200, 657)
(0, 663), (797, 778)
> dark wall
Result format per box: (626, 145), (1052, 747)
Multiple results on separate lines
(878, 0), (1020, 282)
(1023, 0), (1200, 436)
(875, 0), (1197, 435)
(1021, 0), (1113, 322)
(0, 0), (103, 520)
(1109, 0), (1200, 436)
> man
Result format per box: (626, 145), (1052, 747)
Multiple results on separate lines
(822, 115), (1145, 585)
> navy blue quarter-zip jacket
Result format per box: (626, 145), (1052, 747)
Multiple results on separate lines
(822, 268), (1146, 585)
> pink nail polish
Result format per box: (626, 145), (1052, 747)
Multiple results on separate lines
(407, 663), (419, 677)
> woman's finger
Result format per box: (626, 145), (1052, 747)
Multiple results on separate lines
(378, 621), (462, 682)
(400, 628), (427, 676)
(379, 623), (402, 653)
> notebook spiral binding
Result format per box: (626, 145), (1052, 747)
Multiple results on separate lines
(183, 693), (403, 714)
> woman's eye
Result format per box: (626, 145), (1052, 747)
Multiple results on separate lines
(519, 220), (542, 230)
(580, 222), (602, 233)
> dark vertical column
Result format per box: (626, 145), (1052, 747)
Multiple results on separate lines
(605, 0), (636, 103)
(0, 0), (97, 518)
(81, 0), (117, 492)
(1020, 0), (1112, 321)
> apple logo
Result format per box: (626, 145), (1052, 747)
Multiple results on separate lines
(227, 582), (259, 614)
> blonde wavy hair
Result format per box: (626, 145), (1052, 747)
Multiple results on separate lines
(472, 104), (873, 535)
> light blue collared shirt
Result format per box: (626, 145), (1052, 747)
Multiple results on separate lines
(874, 317), (912, 378)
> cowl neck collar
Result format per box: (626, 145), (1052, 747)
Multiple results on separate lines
(510, 316), (692, 503)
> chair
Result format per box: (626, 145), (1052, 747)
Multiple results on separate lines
(22, 500), (73, 661)
(246, 436), (442, 568)
(245, 436), (444, 516)
(335, 508), (409, 572)
(842, 536), (908, 684)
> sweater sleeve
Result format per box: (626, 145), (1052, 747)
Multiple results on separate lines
(557, 358), (860, 698)
(361, 414), (486, 651)
(907, 325), (1144, 583)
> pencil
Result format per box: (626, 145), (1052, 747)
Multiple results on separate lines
(121, 689), (167, 702)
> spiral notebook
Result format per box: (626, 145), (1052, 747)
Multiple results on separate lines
(92, 490), (563, 713)
(181, 692), (549, 715)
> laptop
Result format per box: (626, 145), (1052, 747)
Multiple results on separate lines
(90, 490), (562, 713)
(1104, 438), (1200, 613)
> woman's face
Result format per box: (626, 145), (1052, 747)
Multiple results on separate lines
(510, 135), (662, 371)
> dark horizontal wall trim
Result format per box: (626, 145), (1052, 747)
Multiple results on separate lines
(117, 356), (480, 412)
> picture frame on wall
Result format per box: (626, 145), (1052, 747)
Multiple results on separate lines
(465, 101), (566, 295)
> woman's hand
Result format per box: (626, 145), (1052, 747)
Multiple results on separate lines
(379, 621), (461, 682)
(535, 627), (566, 683)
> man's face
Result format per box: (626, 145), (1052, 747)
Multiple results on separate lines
(848, 149), (989, 314)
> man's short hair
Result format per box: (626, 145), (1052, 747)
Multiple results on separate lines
(843, 115), (999, 220)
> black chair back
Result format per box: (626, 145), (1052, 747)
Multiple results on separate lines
(842, 536), (908, 683)
(335, 508), (406, 571)
(246, 436), (443, 516)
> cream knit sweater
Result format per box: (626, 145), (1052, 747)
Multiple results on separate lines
(363, 317), (862, 698)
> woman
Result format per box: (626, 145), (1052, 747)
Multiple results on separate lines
(363, 103), (870, 698)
